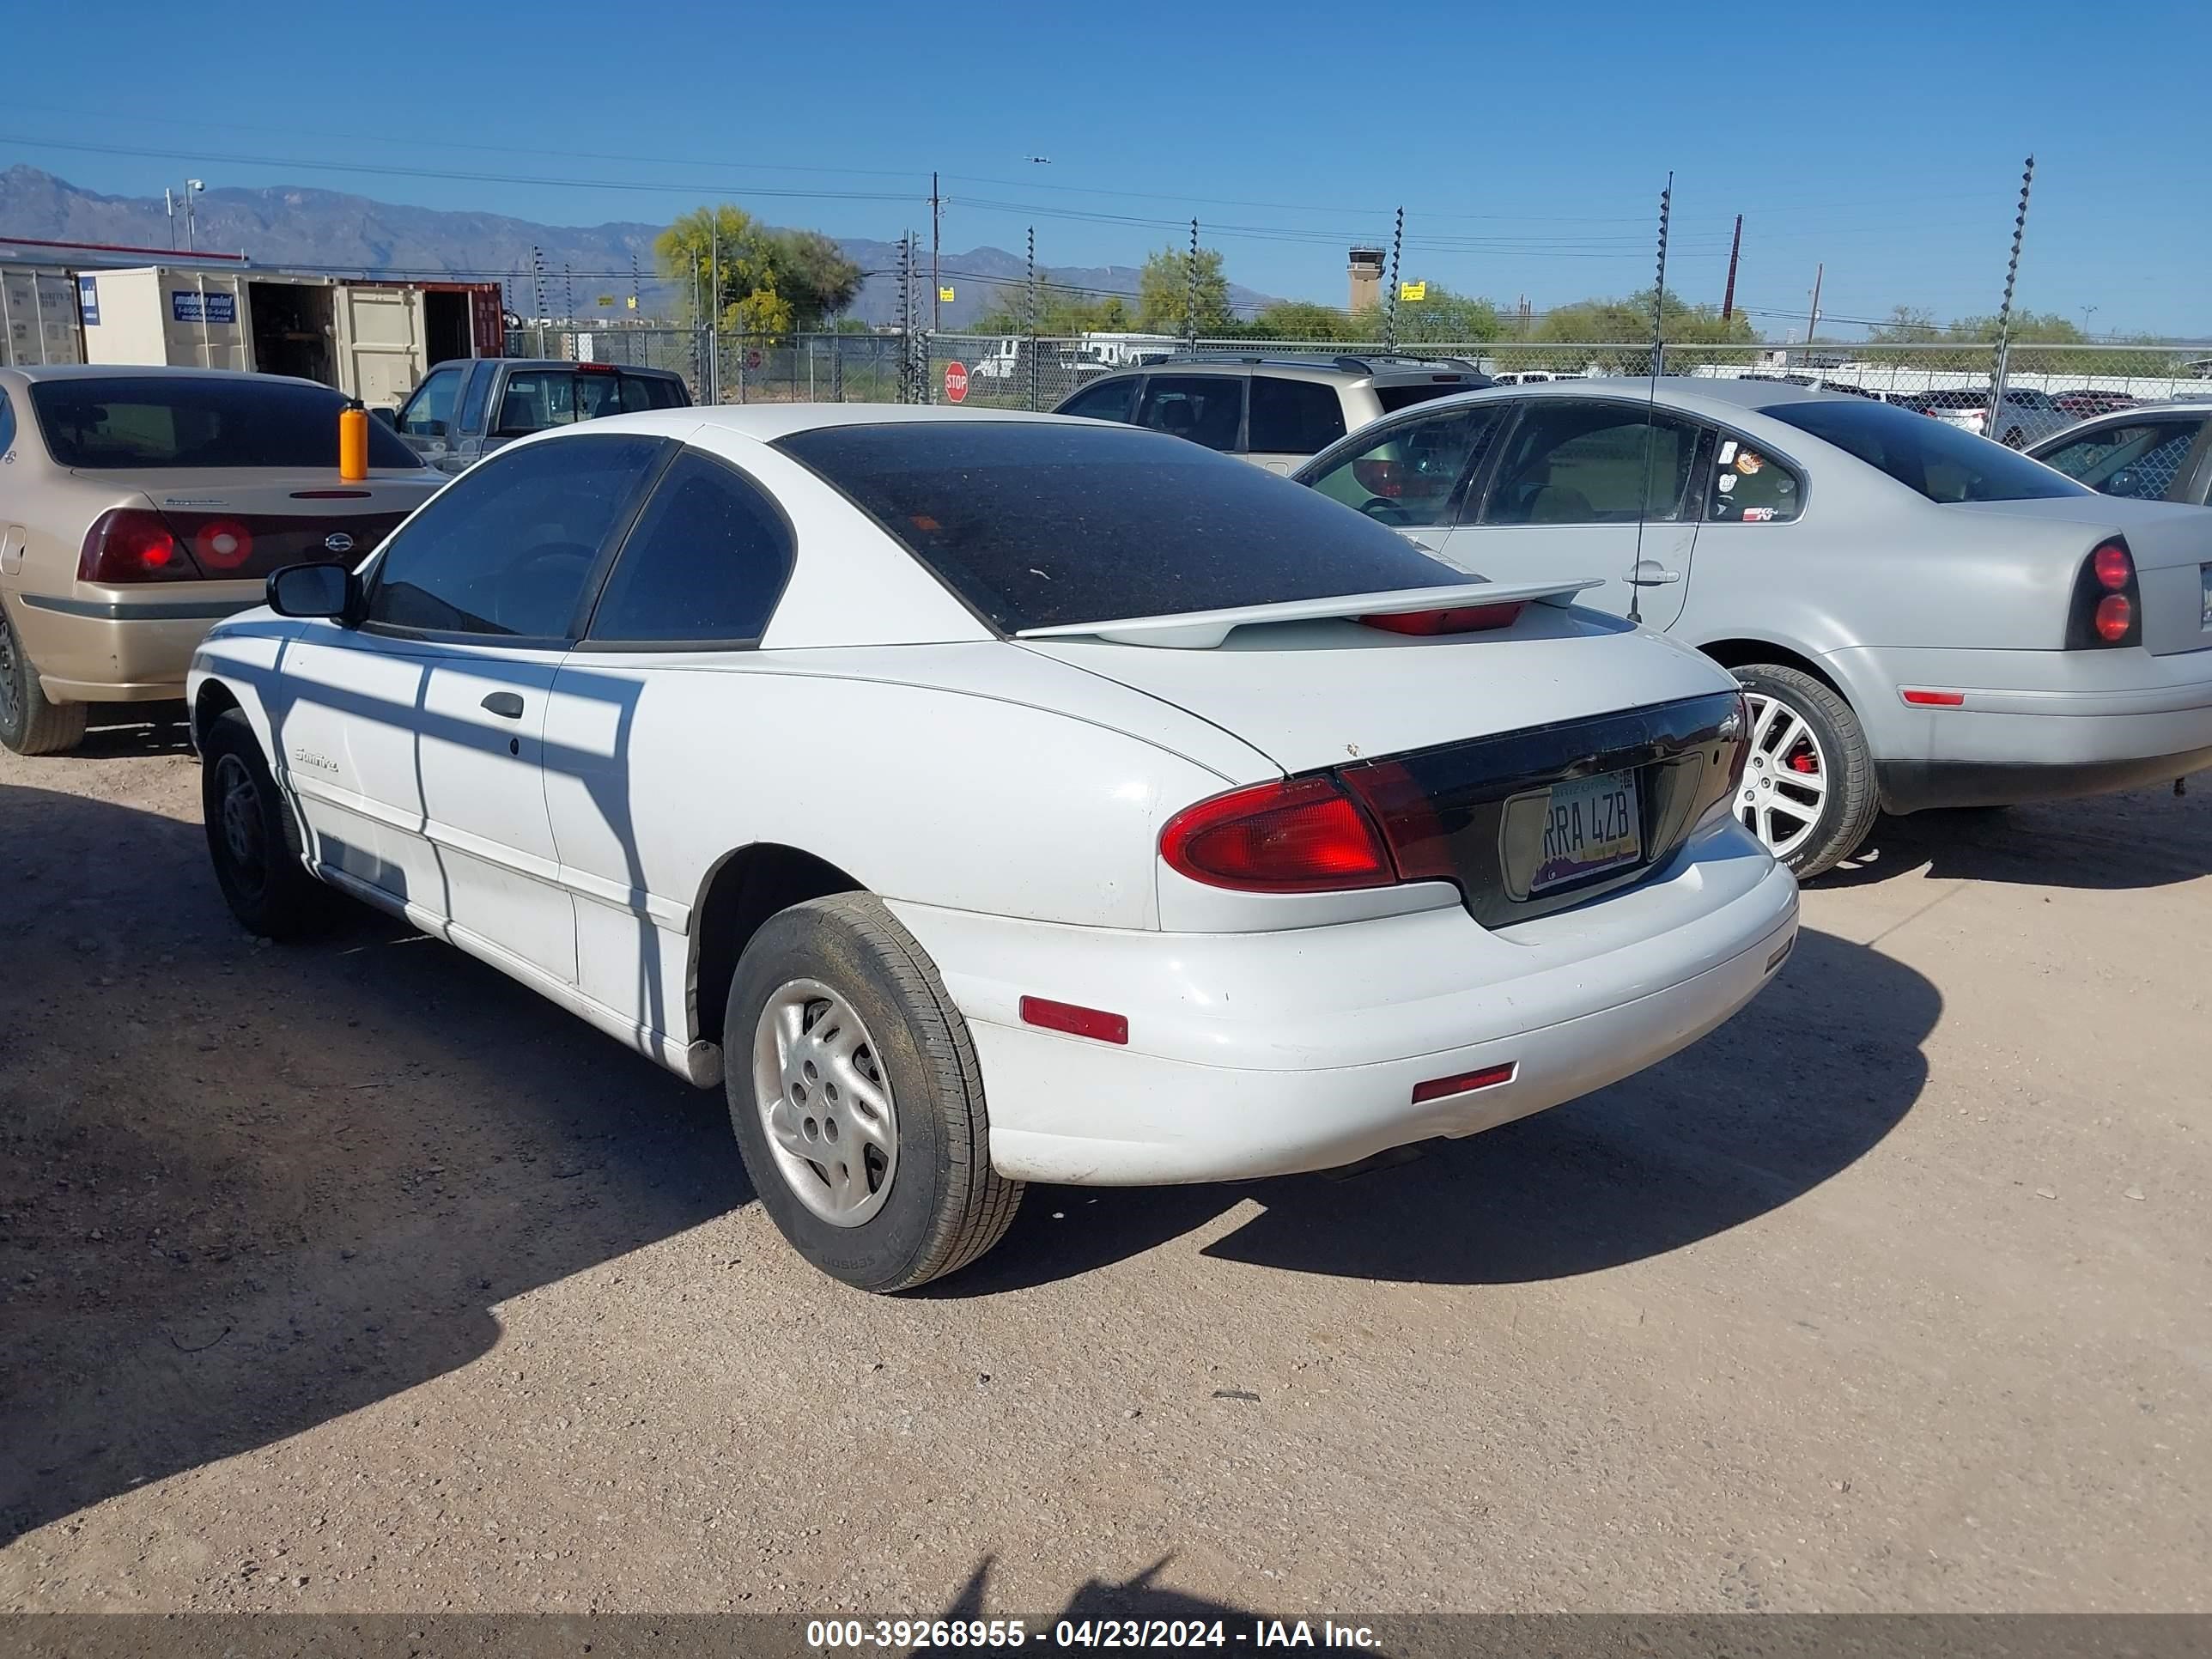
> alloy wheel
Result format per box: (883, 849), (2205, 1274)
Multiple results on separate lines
(1737, 690), (1830, 861)
(751, 978), (899, 1226)
(0, 623), (19, 728)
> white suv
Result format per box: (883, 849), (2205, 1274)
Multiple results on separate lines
(1054, 354), (1492, 473)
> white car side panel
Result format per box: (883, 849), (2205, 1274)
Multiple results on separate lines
(539, 653), (1239, 1038)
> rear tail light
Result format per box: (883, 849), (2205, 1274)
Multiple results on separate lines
(189, 518), (255, 573)
(1160, 775), (1395, 893)
(1359, 602), (1525, 635)
(78, 507), (204, 583)
(2067, 538), (2142, 649)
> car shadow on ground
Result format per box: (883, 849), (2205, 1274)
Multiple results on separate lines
(927, 921), (1936, 1296)
(0, 781), (746, 1548)
(0, 780), (1934, 1545)
(1819, 784), (2210, 891)
(75, 701), (197, 759)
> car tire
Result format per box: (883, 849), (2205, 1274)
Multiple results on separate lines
(0, 611), (89, 757)
(2002, 426), (2027, 448)
(1731, 664), (1880, 879)
(200, 708), (341, 940)
(726, 892), (1023, 1293)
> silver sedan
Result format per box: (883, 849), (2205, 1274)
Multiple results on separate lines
(1292, 379), (2212, 876)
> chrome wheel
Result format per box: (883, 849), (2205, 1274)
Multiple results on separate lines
(1738, 690), (1830, 861)
(751, 978), (898, 1227)
(213, 751), (268, 895)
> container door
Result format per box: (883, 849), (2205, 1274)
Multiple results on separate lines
(337, 284), (428, 410)
(161, 270), (248, 371)
(34, 273), (85, 364)
(470, 285), (505, 356)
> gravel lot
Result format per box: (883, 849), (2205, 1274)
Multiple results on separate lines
(2, 712), (2206, 1617)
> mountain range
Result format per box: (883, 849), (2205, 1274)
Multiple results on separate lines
(0, 165), (1275, 328)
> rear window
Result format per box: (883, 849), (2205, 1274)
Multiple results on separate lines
(1761, 398), (2087, 503)
(495, 369), (684, 435)
(30, 376), (420, 470)
(776, 421), (1463, 634)
(1375, 382), (1473, 414)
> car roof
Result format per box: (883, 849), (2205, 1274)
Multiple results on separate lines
(473, 359), (684, 376)
(546, 403), (1104, 444)
(1426, 375), (1850, 417)
(2, 362), (329, 386)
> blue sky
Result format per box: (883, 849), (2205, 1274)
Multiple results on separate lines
(5, 0), (2207, 337)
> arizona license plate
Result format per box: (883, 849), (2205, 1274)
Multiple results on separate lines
(1530, 769), (1643, 893)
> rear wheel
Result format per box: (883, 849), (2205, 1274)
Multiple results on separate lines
(0, 611), (88, 757)
(725, 893), (1022, 1292)
(1731, 664), (1879, 878)
(200, 708), (340, 939)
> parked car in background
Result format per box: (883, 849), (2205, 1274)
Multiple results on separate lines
(1054, 354), (1493, 473)
(1291, 380), (2212, 876)
(188, 405), (1796, 1291)
(384, 357), (690, 474)
(1899, 386), (2069, 447)
(0, 365), (443, 755)
(2052, 389), (2142, 421)
(2029, 401), (2212, 507)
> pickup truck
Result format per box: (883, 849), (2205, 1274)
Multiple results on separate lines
(380, 358), (690, 473)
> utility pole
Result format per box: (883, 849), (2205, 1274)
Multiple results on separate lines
(531, 244), (546, 323)
(183, 179), (203, 254)
(165, 188), (177, 251)
(1721, 213), (1743, 322)
(1383, 207), (1404, 351)
(629, 252), (641, 317)
(1988, 155), (2036, 441)
(931, 172), (942, 335)
(1802, 263), (1823, 368)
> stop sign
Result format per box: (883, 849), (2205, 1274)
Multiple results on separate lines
(944, 360), (969, 403)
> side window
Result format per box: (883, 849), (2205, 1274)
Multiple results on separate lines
(1307, 409), (1504, 528)
(2036, 421), (2200, 501)
(1136, 375), (1243, 452)
(398, 364), (464, 438)
(364, 434), (667, 639)
(1706, 434), (1804, 524)
(586, 451), (794, 644)
(0, 388), (15, 458)
(1247, 377), (1347, 456)
(457, 363), (493, 435)
(495, 371), (578, 436)
(1480, 403), (1698, 526)
(618, 373), (683, 412)
(1059, 377), (1139, 424)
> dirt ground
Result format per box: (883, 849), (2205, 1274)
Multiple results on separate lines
(1, 710), (2206, 1618)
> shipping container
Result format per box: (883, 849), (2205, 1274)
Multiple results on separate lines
(0, 264), (86, 366)
(71, 268), (504, 407)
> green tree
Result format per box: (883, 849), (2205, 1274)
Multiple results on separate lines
(1245, 300), (1359, 341)
(655, 204), (864, 334)
(1388, 284), (1503, 345)
(1135, 245), (1234, 334)
(969, 283), (1133, 337)
(1533, 288), (1757, 370)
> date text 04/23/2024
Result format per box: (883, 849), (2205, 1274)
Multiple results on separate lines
(805, 1619), (1382, 1650)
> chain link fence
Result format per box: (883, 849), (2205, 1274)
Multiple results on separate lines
(509, 325), (2212, 441)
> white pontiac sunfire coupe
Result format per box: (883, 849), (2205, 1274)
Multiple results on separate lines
(187, 405), (1798, 1291)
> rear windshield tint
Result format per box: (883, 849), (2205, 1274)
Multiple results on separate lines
(775, 421), (1464, 633)
(30, 376), (420, 470)
(1760, 398), (2087, 503)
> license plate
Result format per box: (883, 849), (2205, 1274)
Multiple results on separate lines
(2201, 564), (2211, 629)
(1530, 769), (1643, 894)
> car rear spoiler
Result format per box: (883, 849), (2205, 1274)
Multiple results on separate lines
(1012, 578), (1602, 649)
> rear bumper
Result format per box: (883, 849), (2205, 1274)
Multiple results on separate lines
(888, 817), (1799, 1185)
(6, 588), (258, 702)
(1830, 644), (2212, 812)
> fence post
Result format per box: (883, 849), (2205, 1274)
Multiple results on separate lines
(1987, 155), (2036, 442)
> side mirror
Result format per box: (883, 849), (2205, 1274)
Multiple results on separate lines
(267, 562), (357, 623)
(370, 406), (398, 428)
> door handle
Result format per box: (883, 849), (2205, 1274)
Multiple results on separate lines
(1628, 562), (1681, 586)
(481, 691), (525, 719)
